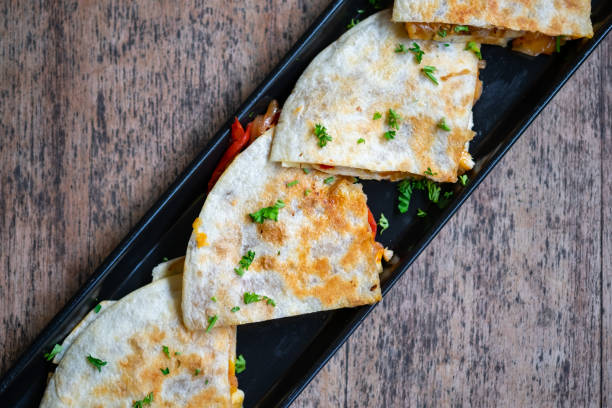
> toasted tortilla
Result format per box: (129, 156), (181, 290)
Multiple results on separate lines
(182, 128), (384, 330)
(269, 10), (479, 183)
(40, 275), (243, 408)
(393, 0), (592, 54)
(152, 256), (185, 281)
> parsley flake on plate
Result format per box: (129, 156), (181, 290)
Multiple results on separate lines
(357, 138), (365, 144)
(160, 367), (170, 375)
(235, 354), (246, 374)
(373, 111), (382, 120)
(397, 179), (413, 214)
(231, 306), (240, 313)
(378, 213), (389, 234)
(395, 43), (407, 53)
(249, 200), (285, 223)
(194, 368), (201, 376)
(94, 303), (102, 313)
(347, 18), (359, 29)
(383, 130), (396, 140)
(323, 176), (335, 185)
(387, 109), (400, 130)
(437, 29), (447, 38)
(44, 344), (62, 361)
(459, 174), (468, 186)
(454, 25), (469, 33)
(286, 180), (299, 187)
(417, 208), (427, 218)
(162, 345), (170, 358)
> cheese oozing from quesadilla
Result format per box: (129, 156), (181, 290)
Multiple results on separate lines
(40, 275), (244, 408)
(393, 0), (593, 56)
(182, 128), (385, 330)
(269, 10), (480, 183)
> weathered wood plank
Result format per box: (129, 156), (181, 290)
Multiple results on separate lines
(295, 36), (608, 408)
(0, 0), (329, 376)
(601, 38), (611, 408)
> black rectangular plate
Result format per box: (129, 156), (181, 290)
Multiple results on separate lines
(1, 1), (610, 406)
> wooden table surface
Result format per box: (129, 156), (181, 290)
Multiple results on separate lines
(1, 1), (610, 406)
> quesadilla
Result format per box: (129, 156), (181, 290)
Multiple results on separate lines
(40, 275), (244, 408)
(182, 128), (385, 330)
(269, 10), (480, 183)
(392, 0), (593, 56)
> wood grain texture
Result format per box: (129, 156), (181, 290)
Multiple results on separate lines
(0, 1), (609, 407)
(602, 36), (611, 408)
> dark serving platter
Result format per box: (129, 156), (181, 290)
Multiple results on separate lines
(1, 0), (610, 406)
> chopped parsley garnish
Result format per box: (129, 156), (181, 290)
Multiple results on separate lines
(94, 303), (102, 313)
(249, 200), (285, 223)
(87, 355), (107, 372)
(206, 315), (218, 333)
(397, 179), (413, 213)
(235, 355), (246, 374)
(286, 180), (299, 187)
(205, 379), (209, 385)
(437, 29), (447, 38)
(424, 167), (437, 177)
(44, 344), (62, 361)
(347, 18), (359, 29)
(373, 112), (382, 120)
(465, 41), (482, 59)
(243, 292), (261, 304)
(314, 124), (332, 147)
(162, 256), (169, 262)
(194, 368), (201, 376)
(417, 208), (427, 217)
(243, 292), (276, 307)
(408, 42), (425, 63)
(357, 138), (365, 144)
(357, 9), (365, 14)
(304, 189), (311, 196)
(454, 25), (469, 33)
(175, 351), (181, 356)
(369, 0), (381, 9)
(133, 392), (154, 408)
(211, 296), (217, 302)
(387, 109), (400, 130)
(459, 174), (468, 186)
(231, 306), (240, 313)
(421, 66), (438, 85)
(235, 250), (255, 276)
(323, 176), (335, 185)
(395, 43), (407, 53)
(437, 191), (454, 209)
(302, 168), (311, 174)
(427, 182), (441, 203)
(437, 118), (451, 131)
(162, 345), (170, 358)
(383, 131), (396, 140)
(378, 213), (389, 234)
(556, 36), (562, 53)
(160, 367), (170, 375)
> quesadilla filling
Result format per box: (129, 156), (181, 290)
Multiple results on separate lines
(404, 23), (567, 56)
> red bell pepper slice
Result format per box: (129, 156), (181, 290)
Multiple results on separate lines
(207, 118), (252, 192)
(367, 207), (377, 238)
(319, 164), (335, 169)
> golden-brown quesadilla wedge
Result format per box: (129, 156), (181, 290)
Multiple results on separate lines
(40, 275), (244, 408)
(393, 0), (593, 56)
(182, 128), (386, 330)
(269, 10), (480, 183)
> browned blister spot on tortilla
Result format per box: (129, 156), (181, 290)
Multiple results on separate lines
(259, 221), (286, 246)
(407, 115), (437, 174)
